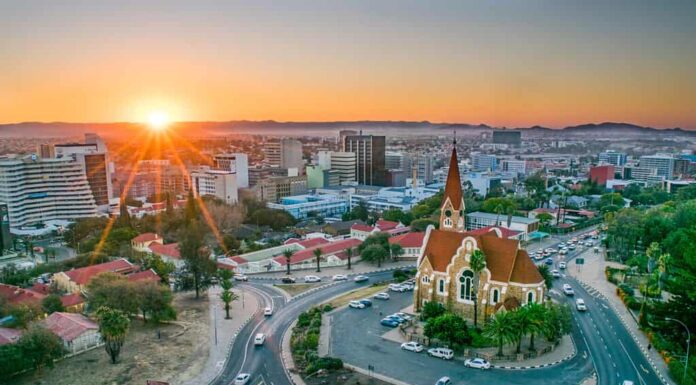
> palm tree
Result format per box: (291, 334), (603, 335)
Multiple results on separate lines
(345, 247), (353, 270)
(512, 308), (533, 354)
(95, 306), (130, 364)
(524, 303), (547, 350)
(483, 311), (516, 357)
(220, 284), (239, 319)
(314, 248), (323, 272)
(282, 249), (294, 275)
(469, 249), (487, 328)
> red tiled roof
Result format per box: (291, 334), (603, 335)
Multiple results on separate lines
(127, 269), (161, 282)
(466, 226), (521, 239)
(351, 224), (375, 232)
(284, 237), (330, 248)
(132, 233), (161, 243)
(0, 327), (22, 346)
(389, 232), (425, 248)
(63, 259), (136, 285)
(148, 243), (181, 259)
(375, 220), (399, 231)
(0, 283), (46, 305)
(273, 238), (362, 266)
(60, 293), (85, 308)
(30, 282), (51, 295)
(44, 312), (98, 342)
(443, 147), (463, 210)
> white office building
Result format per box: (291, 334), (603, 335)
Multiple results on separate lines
(191, 168), (238, 204)
(472, 153), (497, 172)
(317, 151), (356, 184)
(267, 194), (349, 219)
(214, 153), (249, 188)
(0, 155), (98, 229)
(501, 160), (527, 176)
(639, 155), (675, 179)
(599, 151), (627, 166)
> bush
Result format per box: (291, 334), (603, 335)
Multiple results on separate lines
(470, 329), (493, 348)
(421, 301), (446, 321)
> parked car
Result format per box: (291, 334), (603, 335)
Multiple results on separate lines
(464, 358), (491, 370)
(621, 381), (635, 385)
(558, 242), (566, 247)
(380, 318), (400, 327)
(427, 347), (454, 360)
(349, 300), (366, 309)
(401, 283), (414, 291)
(563, 284), (575, 296)
(544, 258), (554, 266)
(552, 269), (561, 278)
(281, 276), (296, 284)
(389, 283), (407, 292)
(394, 312), (412, 321)
(354, 275), (369, 283)
(332, 274), (348, 281)
(304, 275), (321, 283)
(254, 333), (266, 346)
(359, 298), (372, 307)
(435, 377), (452, 385)
(559, 249), (568, 255)
(234, 373), (251, 385)
(373, 292), (390, 300)
(568, 244), (576, 250)
(576, 298), (587, 311)
(559, 261), (567, 269)
(234, 274), (248, 282)
(400, 341), (424, 352)
(264, 306), (273, 316)
(385, 314), (406, 323)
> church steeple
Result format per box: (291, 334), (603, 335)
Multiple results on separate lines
(439, 143), (466, 232)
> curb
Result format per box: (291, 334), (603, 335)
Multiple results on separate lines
(248, 265), (414, 282)
(343, 363), (413, 385)
(491, 335), (577, 370)
(280, 319), (307, 385)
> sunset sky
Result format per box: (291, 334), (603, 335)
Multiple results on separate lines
(1, 0), (695, 129)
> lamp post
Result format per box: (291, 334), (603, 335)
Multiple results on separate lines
(213, 304), (218, 346)
(666, 317), (690, 385)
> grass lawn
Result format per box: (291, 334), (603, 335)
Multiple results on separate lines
(326, 283), (388, 308)
(274, 283), (321, 297)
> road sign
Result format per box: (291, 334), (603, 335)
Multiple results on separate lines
(576, 258), (585, 265)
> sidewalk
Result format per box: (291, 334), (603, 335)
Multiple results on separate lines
(249, 260), (415, 280)
(567, 248), (675, 385)
(179, 286), (259, 385)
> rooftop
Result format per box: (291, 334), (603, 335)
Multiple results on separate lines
(44, 312), (98, 342)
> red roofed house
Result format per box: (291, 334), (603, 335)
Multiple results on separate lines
(388, 232), (425, 259)
(272, 238), (362, 270)
(284, 237), (330, 249)
(131, 233), (163, 252)
(43, 312), (102, 355)
(60, 293), (86, 313)
(465, 226), (523, 241)
(126, 269), (161, 283)
(414, 145), (545, 322)
(350, 219), (405, 241)
(0, 283), (46, 306)
(0, 327), (22, 346)
(147, 242), (184, 268)
(53, 258), (139, 294)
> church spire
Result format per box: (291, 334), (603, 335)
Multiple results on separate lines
(443, 145), (463, 210)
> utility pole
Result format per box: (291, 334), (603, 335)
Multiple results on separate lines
(666, 317), (690, 385)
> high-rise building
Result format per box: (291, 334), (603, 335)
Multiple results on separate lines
(191, 168), (238, 204)
(640, 155), (675, 179)
(501, 159), (527, 176)
(37, 144), (55, 159)
(0, 155), (97, 228)
(598, 151), (628, 166)
(306, 165), (340, 188)
(414, 154), (435, 184)
(343, 134), (386, 186)
(623, 165), (658, 181)
(214, 153), (249, 188)
(385, 151), (412, 171)
(0, 204), (11, 253)
(492, 130), (521, 146)
(472, 153), (497, 172)
(589, 165), (615, 187)
(264, 139), (304, 174)
(253, 175), (308, 202)
(317, 151), (357, 185)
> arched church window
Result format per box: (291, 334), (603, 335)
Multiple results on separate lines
(458, 270), (474, 301)
(527, 291), (535, 304)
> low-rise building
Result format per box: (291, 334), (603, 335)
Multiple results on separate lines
(43, 312), (102, 355)
(266, 194), (349, 220)
(388, 232), (425, 259)
(53, 259), (140, 293)
(465, 212), (539, 241)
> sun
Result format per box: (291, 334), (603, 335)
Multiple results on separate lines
(147, 111), (170, 131)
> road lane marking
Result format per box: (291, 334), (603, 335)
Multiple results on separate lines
(619, 339), (647, 385)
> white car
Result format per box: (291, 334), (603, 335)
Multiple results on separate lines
(349, 300), (366, 309)
(621, 381), (635, 385)
(552, 269), (561, 278)
(254, 333), (265, 346)
(427, 347), (454, 360)
(559, 261), (567, 269)
(234, 373), (251, 385)
(563, 284), (575, 296)
(576, 298), (587, 311)
(464, 357), (491, 370)
(389, 283), (406, 292)
(373, 292), (390, 300)
(435, 377), (452, 385)
(234, 274), (248, 282)
(394, 312), (413, 321)
(401, 283), (414, 291)
(400, 341), (424, 352)
(354, 275), (370, 283)
(263, 306), (273, 316)
(332, 274), (348, 281)
(304, 275), (321, 283)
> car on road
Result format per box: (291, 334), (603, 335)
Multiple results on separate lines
(332, 274), (348, 281)
(400, 341), (424, 352)
(621, 381), (634, 385)
(576, 298), (587, 311)
(435, 377), (452, 385)
(385, 314), (406, 323)
(234, 373), (251, 385)
(389, 283), (407, 292)
(281, 276), (296, 284)
(558, 242), (566, 247)
(254, 333), (266, 346)
(559, 249), (567, 255)
(464, 358), (491, 370)
(544, 258), (554, 266)
(401, 283), (414, 291)
(427, 347), (454, 360)
(264, 306), (273, 316)
(394, 312), (413, 321)
(304, 275), (321, 283)
(552, 269), (561, 278)
(380, 318), (400, 327)
(349, 300), (366, 309)
(359, 298), (372, 307)
(354, 275), (369, 283)
(559, 261), (567, 269)
(373, 292), (390, 300)
(568, 244), (576, 250)
(234, 274), (248, 282)
(563, 284), (575, 296)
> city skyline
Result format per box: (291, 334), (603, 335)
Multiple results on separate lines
(2, 0), (695, 129)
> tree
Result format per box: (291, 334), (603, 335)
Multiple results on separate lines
(524, 303), (547, 350)
(512, 307), (532, 353)
(8, 302), (42, 328)
(410, 218), (436, 232)
(424, 313), (472, 350)
(484, 311), (517, 356)
(342, 201), (369, 221)
(218, 269), (238, 319)
(118, 197), (131, 228)
(16, 325), (65, 372)
(389, 243), (404, 261)
(137, 280), (176, 323)
(537, 264), (554, 289)
(360, 244), (388, 267)
(87, 272), (141, 315)
(469, 249), (487, 328)
(313, 248), (323, 272)
(345, 247), (353, 270)
(542, 303), (572, 343)
(421, 301), (446, 321)
(283, 249), (294, 275)
(185, 189), (199, 222)
(96, 306), (130, 364)
(165, 192), (174, 215)
(41, 294), (65, 314)
(222, 234), (241, 255)
(536, 212), (554, 227)
(179, 221), (216, 299)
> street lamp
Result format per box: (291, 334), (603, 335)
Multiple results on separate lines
(213, 304), (218, 346)
(666, 317), (690, 385)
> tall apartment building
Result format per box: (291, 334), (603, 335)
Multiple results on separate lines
(623, 166), (658, 182)
(385, 151), (412, 171)
(214, 153), (249, 188)
(264, 139), (304, 174)
(414, 154), (435, 184)
(492, 130), (522, 146)
(343, 134), (386, 186)
(598, 151), (628, 166)
(37, 144), (55, 159)
(501, 159), (527, 176)
(0, 155), (97, 228)
(191, 168), (238, 204)
(317, 151), (356, 184)
(160, 167), (191, 194)
(640, 155), (675, 179)
(472, 153), (497, 172)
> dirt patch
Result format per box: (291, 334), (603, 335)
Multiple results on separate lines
(326, 284), (388, 308)
(305, 368), (391, 385)
(7, 292), (210, 385)
(274, 283), (321, 297)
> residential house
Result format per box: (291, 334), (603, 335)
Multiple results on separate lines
(43, 312), (102, 355)
(388, 232), (425, 259)
(53, 259), (140, 293)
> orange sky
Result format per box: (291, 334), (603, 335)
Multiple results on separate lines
(1, 1), (695, 129)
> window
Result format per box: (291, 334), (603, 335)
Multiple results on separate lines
(444, 218), (453, 227)
(421, 275), (430, 284)
(490, 289), (499, 304)
(438, 279), (445, 293)
(527, 291), (535, 304)
(458, 270), (474, 301)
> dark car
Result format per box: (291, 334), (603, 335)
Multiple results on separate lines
(281, 277), (296, 284)
(544, 258), (554, 266)
(359, 298), (372, 307)
(380, 318), (400, 327)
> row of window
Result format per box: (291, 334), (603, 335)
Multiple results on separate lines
(421, 271), (537, 304)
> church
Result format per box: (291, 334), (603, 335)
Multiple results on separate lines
(413, 144), (545, 321)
